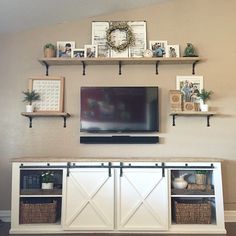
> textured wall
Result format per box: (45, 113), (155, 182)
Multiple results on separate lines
(0, 0), (236, 210)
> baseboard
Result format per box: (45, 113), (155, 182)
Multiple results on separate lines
(0, 210), (11, 222)
(225, 210), (236, 222)
(1, 210), (236, 223)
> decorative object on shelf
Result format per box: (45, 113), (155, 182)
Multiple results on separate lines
(29, 76), (64, 112)
(198, 89), (213, 112)
(183, 43), (198, 57)
(166, 44), (180, 58)
(195, 170), (207, 185)
(106, 22), (135, 52)
(43, 43), (56, 58)
(57, 41), (75, 58)
(72, 48), (85, 58)
(187, 183), (211, 191)
(183, 102), (195, 111)
(22, 90), (40, 112)
(176, 75), (203, 102)
(143, 49), (153, 58)
(84, 44), (97, 58)
(149, 40), (167, 57)
(41, 171), (54, 189)
(172, 173), (188, 189)
(169, 90), (183, 112)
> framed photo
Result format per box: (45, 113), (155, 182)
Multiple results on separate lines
(72, 48), (85, 58)
(176, 75), (203, 102)
(149, 40), (168, 57)
(57, 41), (75, 58)
(29, 76), (64, 112)
(84, 45), (97, 58)
(166, 44), (180, 58)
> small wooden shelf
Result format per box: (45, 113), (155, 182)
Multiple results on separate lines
(21, 112), (70, 128)
(20, 189), (62, 196)
(38, 57), (201, 76)
(170, 111), (216, 127)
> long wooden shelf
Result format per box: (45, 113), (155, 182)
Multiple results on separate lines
(38, 57), (202, 76)
(21, 112), (70, 128)
(170, 111), (216, 127)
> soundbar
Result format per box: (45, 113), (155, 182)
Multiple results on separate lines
(80, 136), (159, 144)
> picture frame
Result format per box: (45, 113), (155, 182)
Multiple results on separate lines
(72, 48), (85, 58)
(84, 45), (98, 58)
(176, 75), (203, 102)
(149, 40), (168, 57)
(29, 76), (64, 112)
(166, 44), (180, 58)
(57, 41), (75, 58)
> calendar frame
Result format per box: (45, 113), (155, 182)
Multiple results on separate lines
(29, 76), (64, 112)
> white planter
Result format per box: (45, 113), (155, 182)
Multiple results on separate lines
(26, 105), (34, 112)
(42, 182), (54, 190)
(200, 104), (209, 112)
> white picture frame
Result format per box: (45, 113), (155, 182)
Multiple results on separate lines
(29, 76), (64, 112)
(84, 45), (98, 58)
(57, 41), (75, 58)
(176, 75), (203, 102)
(166, 44), (180, 58)
(149, 40), (168, 57)
(72, 48), (85, 58)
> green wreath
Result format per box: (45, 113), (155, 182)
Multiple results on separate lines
(106, 22), (135, 52)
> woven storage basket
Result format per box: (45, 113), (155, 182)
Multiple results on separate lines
(20, 200), (57, 224)
(174, 200), (211, 224)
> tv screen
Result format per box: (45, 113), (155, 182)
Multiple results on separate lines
(80, 87), (159, 133)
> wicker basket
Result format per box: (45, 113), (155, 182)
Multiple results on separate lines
(20, 200), (57, 224)
(174, 200), (211, 224)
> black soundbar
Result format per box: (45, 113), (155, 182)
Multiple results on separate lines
(80, 136), (159, 144)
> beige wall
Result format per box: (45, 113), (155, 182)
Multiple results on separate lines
(0, 0), (236, 211)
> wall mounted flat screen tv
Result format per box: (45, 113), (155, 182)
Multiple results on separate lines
(80, 87), (159, 133)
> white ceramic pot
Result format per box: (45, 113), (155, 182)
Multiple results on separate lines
(172, 174), (188, 189)
(42, 182), (54, 190)
(200, 104), (209, 112)
(26, 105), (34, 112)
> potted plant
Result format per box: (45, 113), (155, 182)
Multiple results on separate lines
(41, 171), (54, 189)
(198, 89), (213, 112)
(22, 90), (40, 112)
(43, 43), (56, 58)
(195, 170), (207, 185)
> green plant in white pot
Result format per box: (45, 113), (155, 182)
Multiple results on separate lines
(198, 89), (213, 112)
(41, 171), (54, 190)
(22, 90), (40, 112)
(195, 170), (208, 185)
(44, 43), (56, 57)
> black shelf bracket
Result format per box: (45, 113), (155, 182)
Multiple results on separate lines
(82, 61), (86, 75)
(192, 60), (199, 75)
(42, 61), (49, 76)
(207, 114), (213, 127)
(119, 61), (122, 75)
(172, 114), (177, 126)
(62, 116), (67, 128)
(28, 116), (33, 128)
(156, 61), (160, 75)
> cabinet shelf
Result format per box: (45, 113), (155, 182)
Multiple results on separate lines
(20, 189), (62, 196)
(170, 111), (216, 127)
(21, 112), (70, 128)
(38, 57), (201, 76)
(171, 189), (214, 196)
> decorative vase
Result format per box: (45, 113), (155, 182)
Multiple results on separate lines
(195, 174), (207, 185)
(200, 103), (209, 112)
(26, 105), (34, 112)
(44, 48), (56, 58)
(42, 182), (54, 190)
(172, 174), (188, 189)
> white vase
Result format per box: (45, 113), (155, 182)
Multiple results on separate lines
(42, 182), (54, 190)
(26, 105), (34, 112)
(200, 104), (209, 112)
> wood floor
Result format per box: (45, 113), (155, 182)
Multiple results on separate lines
(1, 222), (235, 236)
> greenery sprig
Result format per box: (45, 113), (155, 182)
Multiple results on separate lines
(41, 171), (54, 183)
(198, 89), (213, 104)
(106, 22), (135, 52)
(22, 90), (40, 105)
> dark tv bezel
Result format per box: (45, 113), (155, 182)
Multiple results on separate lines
(80, 86), (159, 133)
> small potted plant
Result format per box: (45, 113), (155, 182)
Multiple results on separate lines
(195, 170), (207, 185)
(198, 89), (213, 112)
(41, 171), (54, 189)
(22, 90), (40, 112)
(43, 43), (56, 58)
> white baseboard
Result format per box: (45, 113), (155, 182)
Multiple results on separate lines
(1, 210), (236, 223)
(0, 210), (11, 222)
